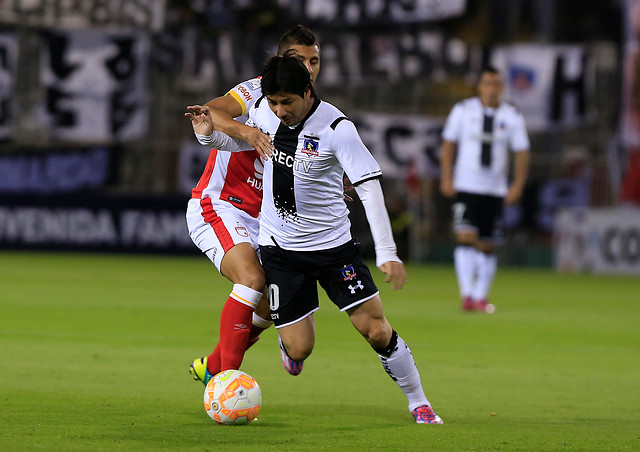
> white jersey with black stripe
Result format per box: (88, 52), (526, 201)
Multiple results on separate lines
(441, 97), (530, 197)
(247, 96), (383, 251)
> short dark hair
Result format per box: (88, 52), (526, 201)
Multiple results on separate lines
(477, 66), (502, 83)
(261, 55), (314, 98)
(481, 65), (500, 76)
(277, 25), (319, 55)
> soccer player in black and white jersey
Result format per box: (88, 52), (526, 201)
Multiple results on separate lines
(440, 67), (530, 313)
(190, 56), (443, 424)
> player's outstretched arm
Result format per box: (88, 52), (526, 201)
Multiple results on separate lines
(205, 95), (274, 158)
(185, 105), (252, 152)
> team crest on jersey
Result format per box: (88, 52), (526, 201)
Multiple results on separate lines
(302, 138), (319, 157)
(341, 264), (357, 281)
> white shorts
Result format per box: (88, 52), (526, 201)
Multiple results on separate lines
(186, 198), (260, 272)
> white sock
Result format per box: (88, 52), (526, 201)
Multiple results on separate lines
(377, 332), (430, 411)
(471, 251), (497, 301)
(252, 312), (273, 329)
(454, 246), (476, 298)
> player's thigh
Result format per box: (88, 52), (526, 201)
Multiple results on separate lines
(186, 198), (260, 274)
(220, 242), (264, 290)
(452, 192), (479, 238)
(475, 194), (504, 247)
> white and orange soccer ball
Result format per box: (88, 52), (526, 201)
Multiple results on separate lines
(203, 370), (262, 425)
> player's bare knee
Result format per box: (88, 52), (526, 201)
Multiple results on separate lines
(359, 319), (391, 349)
(233, 266), (265, 291)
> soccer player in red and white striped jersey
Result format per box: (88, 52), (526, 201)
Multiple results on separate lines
(185, 26), (321, 384)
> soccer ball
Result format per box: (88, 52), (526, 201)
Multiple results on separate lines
(203, 370), (262, 425)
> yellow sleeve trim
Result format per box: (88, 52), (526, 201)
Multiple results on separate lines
(227, 91), (247, 116)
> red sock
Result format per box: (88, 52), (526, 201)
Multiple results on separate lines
(219, 297), (254, 371)
(246, 324), (268, 349)
(206, 345), (222, 376)
(208, 320), (266, 376)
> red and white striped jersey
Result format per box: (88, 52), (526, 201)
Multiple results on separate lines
(191, 78), (264, 218)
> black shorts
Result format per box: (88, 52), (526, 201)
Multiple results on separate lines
(259, 239), (379, 328)
(453, 191), (504, 241)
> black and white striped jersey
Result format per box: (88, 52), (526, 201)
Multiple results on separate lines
(247, 96), (383, 251)
(442, 97), (530, 197)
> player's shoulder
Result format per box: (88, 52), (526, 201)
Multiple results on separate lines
(234, 77), (262, 91)
(499, 100), (520, 112)
(315, 100), (352, 131)
(451, 97), (481, 114)
(230, 77), (262, 99)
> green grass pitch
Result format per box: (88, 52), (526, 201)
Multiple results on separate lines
(1, 252), (639, 451)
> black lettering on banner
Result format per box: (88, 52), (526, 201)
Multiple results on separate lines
(47, 33), (78, 79)
(550, 54), (587, 121)
(384, 126), (412, 166)
(47, 87), (75, 127)
(106, 37), (137, 135)
(45, 33), (77, 128)
(602, 227), (618, 264)
(624, 229), (640, 264)
(602, 227), (640, 265)
(106, 38), (136, 81)
(481, 113), (493, 167)
(110, 90), (136, 135)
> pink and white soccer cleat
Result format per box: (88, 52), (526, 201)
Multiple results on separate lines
(411, 405), (444, 424)
(278, 336), (304, 376)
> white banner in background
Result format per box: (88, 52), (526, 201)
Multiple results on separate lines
(491, 44), (593, 131)
(38, 30), (149, 142)
(354, 112), (444, 179)
(554, 208), (640, 274)
(285, 0), (466, 23)
(0, 33), (17, 140)
(0, 0), (165, 31)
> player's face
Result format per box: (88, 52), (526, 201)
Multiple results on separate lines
(266, 89), (313, 126)
(478, 72), (504, 108)
(283, 44), (321, 85)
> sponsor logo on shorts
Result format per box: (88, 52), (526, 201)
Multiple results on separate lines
(348, 280), (364, 294)
(341, 264), (357, 281)
(271, 313), (279, 320)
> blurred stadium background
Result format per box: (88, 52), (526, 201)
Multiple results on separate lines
(0, 0), (638, 274)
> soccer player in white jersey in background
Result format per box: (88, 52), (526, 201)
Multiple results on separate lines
(190, 55), (443, 424)
(184, 26), (321, 385)
(440, 66), (530, 313)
